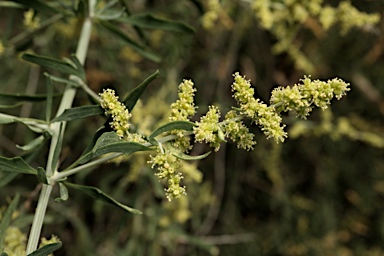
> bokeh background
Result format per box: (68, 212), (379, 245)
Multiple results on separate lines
(1, 0), (384, 255)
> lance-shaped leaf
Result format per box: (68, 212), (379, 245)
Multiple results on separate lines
(27, 242), (62, 256)
(55, 182), (69, 202)
(0, 92), (57, 105)
(0, 2), (23, 8)
(44, 73), (83, 87)
(36, 167), (48, 185)
(16, 134), (47, 151)
(0, 156), (37, 175)
(148, 121), (195, 144)
(64, 182), (142, 214)
(52, 105), (104, 122)
(0, 113), (16, 124)
(0, 114), (48, 133)
(99, 21), (161, 62)
(0, 194), (19, 252)
(12, 0), (62, 14)
(170, 149), (211, 161)
(22, 53), (85, 80)
(123, 70), (159, 111)
(78, 132), (151, 164)
(119, 14), (195, 34)
(95, 0), (124, 21)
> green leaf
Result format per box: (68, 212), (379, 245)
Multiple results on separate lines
(99, 21), (161, 62)
(0, 2), (23, 8)
(119, 14), (195, 34)
(95, 0), (124, 21)
(45, 73), (53, 123)
(64, 182), (142, 214)
(1, 252), (8, 256)
(51, 123), (63, 173)
(44, 73), (82, 87)
(0, 172), (19, 188)
(0, 113), (16, 124)
(36, 167), (48, 185)
(16, 135), (46, 151)
(0, 92), (56, 105)
(0, 194), (20, 252)
(22, 53), (84, 80)
(12, 0), (64, 14)
(27, 242), (62, 256)
(148, 121), (195, 141)
(123, 70), (159, 111)
(0, 156), (37, 175)
(78, 132), (151, 164)
(52, 105), (104, 122)
(171, 150), (211, 161)
(0, 114), (49, 133)
(55, 183), (69, 202)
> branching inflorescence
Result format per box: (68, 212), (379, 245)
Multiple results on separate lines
(99, 72), (350, 201)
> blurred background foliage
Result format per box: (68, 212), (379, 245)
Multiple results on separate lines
(1, 0), (384, 255)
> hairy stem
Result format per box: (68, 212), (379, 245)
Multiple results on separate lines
(26, 1), (95, 253)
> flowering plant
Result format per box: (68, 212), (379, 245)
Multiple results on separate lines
(0, 0), (351, 255)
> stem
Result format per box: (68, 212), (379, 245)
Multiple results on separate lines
(26, 1), (96, 253)
(51, 131), (195, 182)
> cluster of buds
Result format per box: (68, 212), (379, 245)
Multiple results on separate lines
(148, 150), (186, 201)
(270, 76), (350, 118)
(99, 72), (350, 201)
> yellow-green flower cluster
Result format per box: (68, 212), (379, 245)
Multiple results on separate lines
(232, 72), (287, 143)
(222, 110), (256, 150)
(270, 76), (350, 118)
(23, 9), (39, 30)
(170, 79), (197, 121)
(99, 89), (131, 139)
(0, 41), (4, 56)
(149, 151), (186, 201)
(39, 235), (60, 256)
(3, 226), (26, 256)
(320, 1), (380, 34)
(193, 106), (223, 151)
(169, 79), (197, 152)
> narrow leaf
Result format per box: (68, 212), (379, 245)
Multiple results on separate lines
(52, 105), (104, 122)
(78, 132), (151, 164)
(64, 182), (142, 214)
(123, 70), (159, 111)
(0, 194), (20, 252)
(55, 183), (69, 202)
(12, 0), (63, 14)
(68, 54), (86, 80)
(0, 2), (23, 8)
(44, 73), (82, 87)
(171, 150), (211, 161)
(27, 242), (62, 256)
(51, 123), (63, 173)
(16, 135), (46, 151)
(0, 113), (15, 124)
(45, 73), (53, 122)
(0, 92), (56, 104)
(77, 127), (108, 162)
(0, 156), (37, 175)
(99, 21), (161, 62)
(149, 121), (195, 141)
(119, 14), (195, 34)
(36, 167), (48, 185)
(22, 53), (83, 79)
